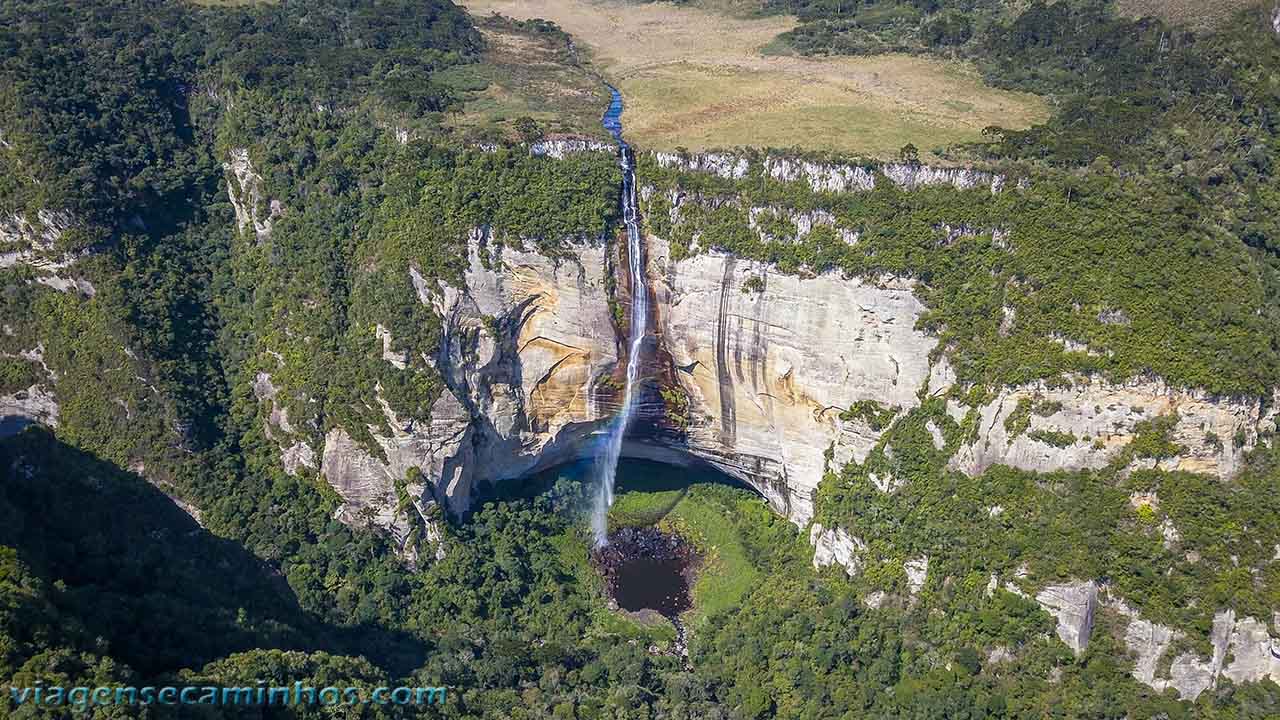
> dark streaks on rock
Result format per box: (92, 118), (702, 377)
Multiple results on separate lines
(715, 256), (738, 448)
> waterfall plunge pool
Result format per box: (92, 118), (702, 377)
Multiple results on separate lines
(521, 457), (764, 620)
(593, 525), (695, 619)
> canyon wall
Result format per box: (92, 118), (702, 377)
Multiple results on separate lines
(10, 143), (1279, 696)
(299, 148), (1278, 564)
(215, 146), (1280, 688)
(313, 228), (622, 561)
(646, 234), (946, 524)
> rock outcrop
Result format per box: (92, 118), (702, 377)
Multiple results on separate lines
(950, 377), (1277, 481)
(663, 152), (1010, 196)
(1112, 600), (1280, 700)
(224, 148), (284, 242)
(762, 156), (876, 194)
(530, 136), (614, 159)
(904, 556), (930, 596)
(810, 523), (865, 577)
(0, 382), (58, 438)
(655, 151), (749, 180)
(0, 209), (95, 297)
(317, 229), (620, 557)
(1035, 581), (1099, 656)
(648, 234), (946, 524)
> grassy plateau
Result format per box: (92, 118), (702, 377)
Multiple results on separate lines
(462, 0), (1048, 159)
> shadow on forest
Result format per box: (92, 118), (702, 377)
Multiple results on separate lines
(0, 425), (427, 677)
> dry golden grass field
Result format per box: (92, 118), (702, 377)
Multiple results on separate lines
(463, 0), (1048, 159)
(1115, 0), (1264, 29)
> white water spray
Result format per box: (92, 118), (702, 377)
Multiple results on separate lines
(592, 87), (648, 547)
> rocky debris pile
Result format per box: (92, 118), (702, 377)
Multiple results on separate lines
(594, 525), (692, 567)
(592, 526), (697, 618)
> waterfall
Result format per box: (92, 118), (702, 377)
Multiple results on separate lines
(592, 87), (647, 547)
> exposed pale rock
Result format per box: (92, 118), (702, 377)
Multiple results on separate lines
(864, 590), (888, 609)
(1169, 610), (1235, 701)
(322, 229), (619, 548)
(252, 371), (298, 435)
(0, 208), (75, 251)
(998, 305), (1016, 336)
(925, 420), (946, 450)
(762, 156), (875, 194)
(530, 137), (614, 159)
(1112, 599), (1181, 692)
(1128, 618), (1178, 689)
(320, 427), (421, 562)
(654, 151), (749, 180)
(1050, 332), (1108, 357)
(281, 442), (316, 474)
(1220, 615), (1280, 686)
(746, 206), (846, 245)
(1035, 580), (1098, 656)
(950, 377), (1274, 481)
(1111, 598), (1279, 701)
(252, 369), (321, 476)
(650, 235), (945, 524)
(868, 471), (904, 494)
(1129, 491), (1159, 510)
(905, 556), (929, 595)
(34, 274), (95, 297)
(988, 646), (1014, 664)
(376, 324), (408, 369)
(0, 384), (59, 437)
(224, 148), (283, 242)
(882, 163), (1005, 194)
(0, 210), (95, 295)
(810, 523), (866, 577)
(4, 344), (54, 380)
(756, 155), (1009, 195)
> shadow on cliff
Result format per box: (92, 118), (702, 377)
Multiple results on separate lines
(0, 424), (427, 677)
(489, 455), (762, 510)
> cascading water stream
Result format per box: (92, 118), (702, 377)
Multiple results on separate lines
(592, 87), (648, 547)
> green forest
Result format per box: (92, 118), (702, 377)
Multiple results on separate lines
(3, 0), (1280, 717)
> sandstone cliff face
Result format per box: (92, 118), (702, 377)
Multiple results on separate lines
(647, 234), (946, 524)
(951, 377), (1277, 480)
(240, 148), (1280, 692)
(303, 148), (1278, 578)
(315, 228), (620, 559)
(1110, 597), (1280, 700)
(1035, 581), (1099, 656)
(0, 344), (58, 437)
(810, 523), (865, 576)
(654, 151), (749, 180)
(531, 137), (615, 159)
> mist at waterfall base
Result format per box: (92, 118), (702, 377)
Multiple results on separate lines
(591, 86), (647, 549)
